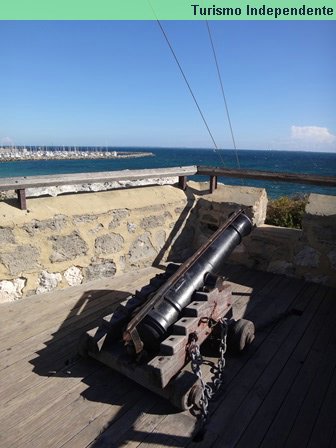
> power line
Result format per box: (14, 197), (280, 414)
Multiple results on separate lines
(153, 18), (226, 166)
(205, 21), (242, 172)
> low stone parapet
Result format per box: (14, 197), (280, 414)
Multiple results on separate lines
(0, 182), (334, 303)
(0, 185), (191, 302)
(227, 193), (336, 287)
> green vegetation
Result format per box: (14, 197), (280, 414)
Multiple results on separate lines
(266, 194), (308, 229)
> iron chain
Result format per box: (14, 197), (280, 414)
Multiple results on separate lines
(188, 318), (229, 429)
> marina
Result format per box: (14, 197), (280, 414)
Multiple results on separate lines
(0, 147), (154, 162)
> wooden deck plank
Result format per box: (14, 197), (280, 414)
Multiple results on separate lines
(307, 364), (336, 448)
(84, 395), (171, 448)
(284, 329), (336, 448)
(0, 268), (159, 349)
(0, 268), (157, 326)
(0, 266), (335, 448)
(219, 283), (330, 448)
(0, 270), (160, 425)
(0, 363), (105, 447)
(0, 276), (160, 404)
(91, 401), (171, 448)
(329, 427), (336, 448)
(0, 293), (129, 370)
(257, 286), (336, 448)
(187, 276), (309, 448)
(15, 371), (147, 448)
(62, 398), (167, 448)
(0, 302), (123, 406)
(135, 413), (195, 448)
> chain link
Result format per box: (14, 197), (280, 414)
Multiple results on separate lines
(188, 318), (229, 430)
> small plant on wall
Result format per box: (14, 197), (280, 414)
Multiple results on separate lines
(266, 194), (308, 229)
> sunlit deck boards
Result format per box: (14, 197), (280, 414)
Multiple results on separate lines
(0, 265), (335, 448)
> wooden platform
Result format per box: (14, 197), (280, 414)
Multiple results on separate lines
(0, 265), (335, 448)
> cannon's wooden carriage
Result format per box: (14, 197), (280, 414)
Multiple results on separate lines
(79, 210), (256, 410)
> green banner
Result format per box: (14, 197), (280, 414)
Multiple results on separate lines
(0, 0), (335, 20)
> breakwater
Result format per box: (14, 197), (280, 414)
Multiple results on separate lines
(0, 148), (154, 162)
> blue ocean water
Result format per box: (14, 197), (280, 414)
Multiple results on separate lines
(0, 147), (335, 199)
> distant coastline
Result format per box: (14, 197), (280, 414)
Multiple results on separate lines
(0, 147), (154, 163)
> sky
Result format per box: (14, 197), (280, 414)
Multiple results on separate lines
(0, 20), (335, 152)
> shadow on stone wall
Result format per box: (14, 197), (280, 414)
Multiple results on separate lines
(157, 184), (262, 266)
(152, 186), (209, 266)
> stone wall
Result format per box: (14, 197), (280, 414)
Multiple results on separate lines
(166, 184), (268, 262)
(0, 182), (335, 303)
(0, 185), (193, 302)
(193, 192), (336, 288)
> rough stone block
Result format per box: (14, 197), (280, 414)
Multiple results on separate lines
(63, 266), (84, 286)
(23, 215), (68, 234)
(36, 271), (62, 294)
(267, 260), (294, 276)
(304, 273), (329, 285)
(95, 233), (124, 254)
(246, 225), (300, 260)
(50, 232), (88, 262)
(108, 209), (130, 229)
(84, 260), (116, 281)
(197, 185), (268, 227)
(306, 223), (336, 244)
(294, 246), (320, 268)
(305, 193), (336, 217)
(140, 215), (165, 229)
(303, 193), (336, 246)
(0, 245), (40, 276)
(128, 232), (157, 263)
(0, 278), (26, 303)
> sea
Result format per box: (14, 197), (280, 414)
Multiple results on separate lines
(0, 147), (335, 199)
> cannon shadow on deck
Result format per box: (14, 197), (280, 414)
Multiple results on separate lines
(28, 261), (281, 447)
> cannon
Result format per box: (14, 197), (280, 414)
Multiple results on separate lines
(79, 209), (255, 409)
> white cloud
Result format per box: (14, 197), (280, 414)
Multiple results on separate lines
(291, 126), (336, 144)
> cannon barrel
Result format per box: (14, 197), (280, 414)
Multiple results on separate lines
(137, 210), (253, 351)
